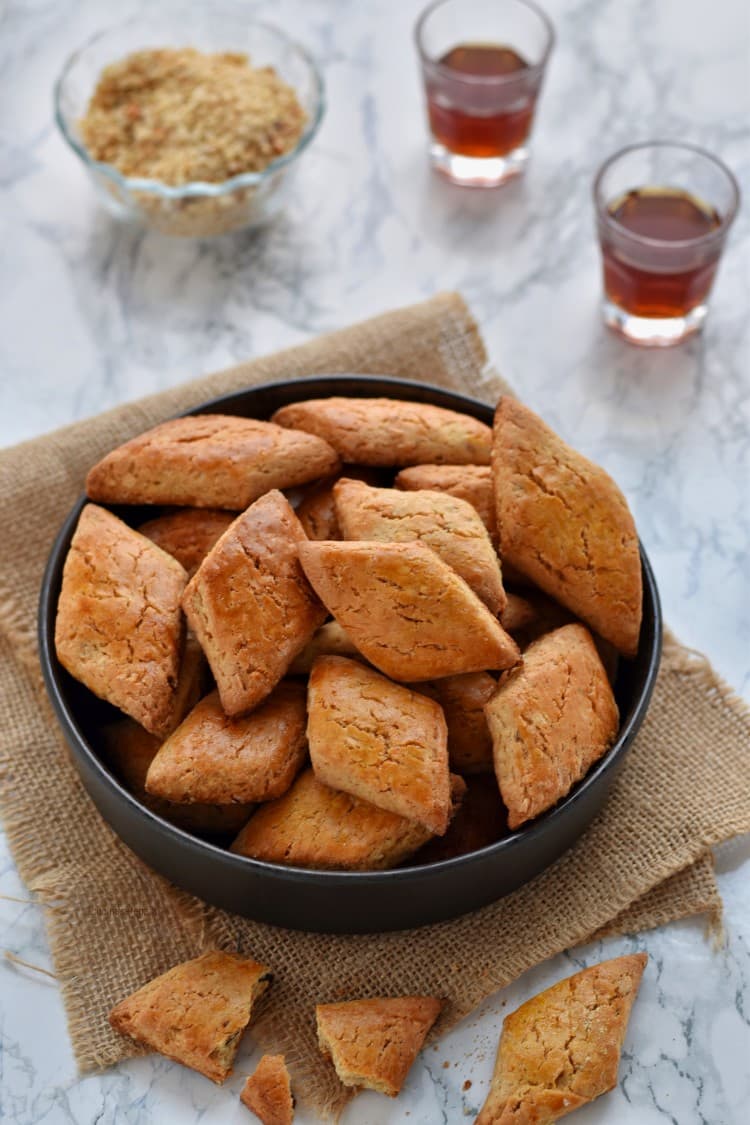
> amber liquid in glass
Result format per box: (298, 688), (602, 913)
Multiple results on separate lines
(427, 43), (534, 157)
(602, 188), (723, 317)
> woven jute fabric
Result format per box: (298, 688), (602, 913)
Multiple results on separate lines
(0, 293), (748, 1121)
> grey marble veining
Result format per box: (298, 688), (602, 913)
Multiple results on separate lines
(1, 0), (749, 1122)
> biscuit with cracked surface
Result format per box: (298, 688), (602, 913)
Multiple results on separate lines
(54, 504), (187, 737)
(298, 540), (519, 682)
(100, 718), (252, 836)
(492, 397), (642, 657)
(86, 414), (340, 509)
(271, 397), (491, 466)
(240, 1054), (294, 1124)
(315, 996), (443, 1097)
(476, 953), (647, 1124)
(296, 467), (383, 541)
(182, 490), (326, 716)
(230, 769), (464, 870)
(484, 624), (619, 829)
(109, 951), (272, 1084)
(307, 656), (451, 834)
(334, 477), (506, 615)
(146, 681), (308, 806)
(395, 463), (497, 540)
(138, 508), (235, 576)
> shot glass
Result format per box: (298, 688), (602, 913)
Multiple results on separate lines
(415, 0), (554, 187)
(594, 142), (740, 346)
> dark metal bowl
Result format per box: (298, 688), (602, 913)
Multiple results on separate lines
(38, 375), (662, 933)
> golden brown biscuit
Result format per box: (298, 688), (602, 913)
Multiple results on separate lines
(485, 624), (619, 829)
(240, 1055), (294, 1124)
(146, 681), (308, 806)
(395, 463), (497, 540)
(315, 996), (443, 1097)
(54, 504), (187, 737)
(109, 951), (272, 1084)
(182, 490), (326, 716)
(298, 540), (519, 682)
(230, 769), (454, 870)
(288, 621), (364, 674)
(476, 953), (647, 1124)
(492, 397), (642, 657)
(408, 773), (507, 864)
(307, 656), (451, 834)
(420, 672), (497, 774)
(138, 508), (236, 576)
(100, 718), (252, 835)
(159, 631), (207, 737)
(86, 414), (340, 509)
(334, 478), (506, 615)
(271, 397), (491, 466)
(296, 467), (383, 541)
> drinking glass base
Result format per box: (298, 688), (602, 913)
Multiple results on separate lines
(602, 299), (707, 347)
(429, 142), (528, 187)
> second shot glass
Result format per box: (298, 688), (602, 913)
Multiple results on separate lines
(415, 0), (554, 187)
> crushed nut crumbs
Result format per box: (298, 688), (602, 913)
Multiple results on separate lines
(80, 48), (307, 184)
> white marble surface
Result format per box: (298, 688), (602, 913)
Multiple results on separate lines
(1, 0), (749, 1122)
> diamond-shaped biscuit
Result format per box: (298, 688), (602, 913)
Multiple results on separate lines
(395, 463), (497, 541)
(298, 540), (519, 682)
(183, 490), (326, 716)
(272, 397), (491, 466)
(492, 397), (642, 656)
(54, 504), (187, 737)
(485, 624), (619, 829)
(109, 951), (272, 1084)
(308, 656), (451, 834)
(146, 681), (308, 805)
(230, 769), (464, 870)
(334, 478), (506, 615)
(86, 414), (340, 509)
(420, 672), (497, 774)
(476, 954), (647, 1124)
(315, 996), (443, 1097)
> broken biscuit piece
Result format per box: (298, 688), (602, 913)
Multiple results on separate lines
(145, 680), (308, 806)
(315, 995), (443, 1097)
(485, 624), (619, 829)
(109, 951), (272, 1084)
(240, 1054), (294, 1125)
(272, 397), (491, 466)
(54, 504), (187, 737)
(183, 490), (326, 715)
(476, 953), (647, 1124)
(298, 540), (519, 682)
(230, 769), (464, 870)
(334, 477), (506, 615)
(492, 397), (642, 657)
(86, 414), (340, 509)
(307, 656), (451, 834)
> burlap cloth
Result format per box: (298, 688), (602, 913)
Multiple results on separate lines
(1, 293), (749, 1121)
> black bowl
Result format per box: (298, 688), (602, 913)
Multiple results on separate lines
(38, 375), (662, 933)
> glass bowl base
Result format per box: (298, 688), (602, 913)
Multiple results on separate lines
(602, 299), (707, 347)
(429, 141), (528, 187)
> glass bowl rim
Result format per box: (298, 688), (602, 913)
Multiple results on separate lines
(593, 140), (741, 251)
(414, 0), (556, 83)
(53, 16), (326, 200)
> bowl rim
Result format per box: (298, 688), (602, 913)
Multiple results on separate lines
(38, 374), (663, 890)
(53, 16), (326, 199)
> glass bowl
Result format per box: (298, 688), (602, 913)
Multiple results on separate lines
(54, 14), (325, 237)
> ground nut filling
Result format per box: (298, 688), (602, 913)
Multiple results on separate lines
(80, 47), (307, 184)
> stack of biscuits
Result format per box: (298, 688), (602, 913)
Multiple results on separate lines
(55, 393), (643, 868)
